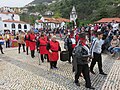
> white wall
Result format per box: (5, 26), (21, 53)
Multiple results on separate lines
(3, 22), (30, 33)
(0, 13), (20, 21)
(35, 23), (43, 29)
(0, 19), (4, 34)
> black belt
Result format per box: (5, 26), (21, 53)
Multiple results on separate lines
(40, 45), (46, 46)
(51, 50), (58, 52)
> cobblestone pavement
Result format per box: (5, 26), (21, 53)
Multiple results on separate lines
(0, 40), (116, 90)
(101, 60), (120, 90)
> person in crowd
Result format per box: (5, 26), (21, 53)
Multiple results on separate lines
(110, 36), (120, 60)
(72, 33), (95, 89)
(59, 32), (62, 40)
(108, 35), (119, 54)
(48, 32), (52, 40)
(38, 32), (49, 62)
(4, 32), (10, 48)
(17, 31), (26, 54)
(111, 20), (119, 35)
(112, 46), (120, 60)
(29, 30), (36, 58)
(75, 33), (79, 44)
(90, 31), (107, 75)
(47, 35), (61, 69)
(25, 31), (30, 55)
(64, 31), (76, 64)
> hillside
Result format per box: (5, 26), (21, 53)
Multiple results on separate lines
(48, 0), (120, 20)
(23, 0), (120, 24)
(30, 0), (53, 4)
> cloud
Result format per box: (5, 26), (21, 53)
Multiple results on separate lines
(0, 0), (34, 7)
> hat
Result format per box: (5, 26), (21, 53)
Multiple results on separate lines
(79, 32), (86, 39)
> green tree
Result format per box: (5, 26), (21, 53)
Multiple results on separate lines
(53, 10), (62, 18)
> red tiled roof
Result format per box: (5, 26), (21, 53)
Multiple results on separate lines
(3, 20), (27, 24)
(0, 12), (17, 15)
(96, 18), (120, 23)
(56, 18), (70, 23)
(43, 17), (70, 23)
(37, 20), (43, 23)
(43, 17), (58, 23)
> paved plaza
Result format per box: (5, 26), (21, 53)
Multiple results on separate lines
(0, 40), (119, 90)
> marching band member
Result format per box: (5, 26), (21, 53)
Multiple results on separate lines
(38, 32), (49, 62)
(25, 31), (30, 55)
(29, 30), (36, 58)
(47, 35), (61, 69)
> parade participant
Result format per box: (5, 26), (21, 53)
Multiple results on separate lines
(64, 31), (76, 64)
(72, 33), (95, 89)
(17, 31), (26, 54)
(25, 31), (30, 55)
(0, 34), (4, 54)
(47, 35), (61, 69)
(29, 30), (36, 58)
(90, 31), (107, 75)
(38, 33), (49, 62)
(36, 33), (40, 52)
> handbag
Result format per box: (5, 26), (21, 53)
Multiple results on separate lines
(60, 51), (69, 61)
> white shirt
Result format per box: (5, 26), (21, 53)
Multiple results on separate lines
(90, 38), (104, 57)
(71, 38), (76, 44)
(112, 23), (119, 31)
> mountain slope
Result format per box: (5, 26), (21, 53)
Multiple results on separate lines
(27, 0), (120, 22)
(30, 0), (53, 4)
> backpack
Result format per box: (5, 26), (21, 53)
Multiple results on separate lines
(72, 41), (90, 61)
(72, 41), (82, 58)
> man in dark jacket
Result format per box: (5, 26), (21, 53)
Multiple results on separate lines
(64, 31), (76, 64)
(72, 33), (95, 89)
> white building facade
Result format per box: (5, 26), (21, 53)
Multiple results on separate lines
(0, 12), (20, 21)
(0, 12), (30, 34)
(35, 17), (70, 30)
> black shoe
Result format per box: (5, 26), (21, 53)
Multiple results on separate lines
(99, 72), (107, 75)
(32, 56), (35, 58)
(50, 67), (53, 69)
(54, 67), (58, 70)
(90, 71), (96, 75)
(2, 52), (4, 54)
(75, 82), (80, 86)
(86, 86), (95, 89)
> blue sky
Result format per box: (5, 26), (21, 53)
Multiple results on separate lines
(0, 0), (34, 7)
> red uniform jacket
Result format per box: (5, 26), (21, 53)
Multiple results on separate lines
(75, 34), (79, 43)
(25, 34), (29, 47)
(39, 37), (48, 54)
(29, 34), (36, 50)
(48, 40), (61, 61)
